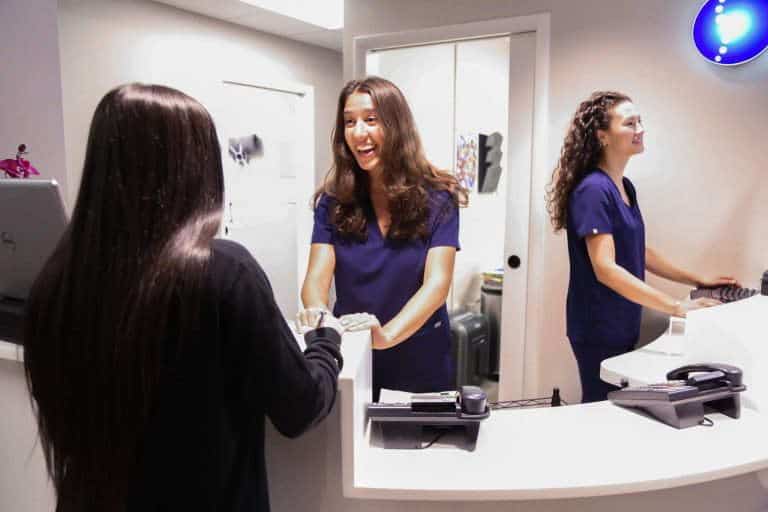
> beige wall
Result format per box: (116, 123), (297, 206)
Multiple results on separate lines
(345, 0), (768, 402)
(58, 0), (343, 205)
(0, 0), (67, 196)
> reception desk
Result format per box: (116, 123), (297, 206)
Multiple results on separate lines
(3, 297), (768, 512)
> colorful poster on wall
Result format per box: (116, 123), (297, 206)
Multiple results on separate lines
(455, 133), (478, 192)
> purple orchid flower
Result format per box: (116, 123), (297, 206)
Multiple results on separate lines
(0, 144), (40, 178)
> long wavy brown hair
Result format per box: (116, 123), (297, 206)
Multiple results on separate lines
(315, 76), (467, 240)
(24, 84), (223, 512)
(546, 90), (632, 231)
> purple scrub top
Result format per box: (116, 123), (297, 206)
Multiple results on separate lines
(566, 169), (645, 347)
(311, 189), (460, 396)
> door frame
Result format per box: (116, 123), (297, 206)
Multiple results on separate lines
(352, 14), (550, 400)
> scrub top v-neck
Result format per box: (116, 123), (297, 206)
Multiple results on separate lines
(311, 189), (460, 396)
(565, 169), (646, 347)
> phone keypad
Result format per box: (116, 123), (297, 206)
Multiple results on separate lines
(691, 285), (758, 303)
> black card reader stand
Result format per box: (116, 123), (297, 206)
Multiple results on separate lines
(609, 385), (745, 429)
(368, 388), (490, 451)
(370, 411), (488, 451)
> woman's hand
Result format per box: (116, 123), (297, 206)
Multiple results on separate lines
(295, 306), (335, 335)
(339, 313), (392, 349)
(672, 297), (722, 318)
(695, 275), (740, 288)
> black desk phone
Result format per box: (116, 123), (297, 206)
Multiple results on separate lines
(367, 386), (490, 450)
(608, 363), (746, 428)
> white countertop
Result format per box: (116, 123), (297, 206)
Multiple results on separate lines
(339, 301), (768, 500)
(601, 332), (685, 387)
(350, 402), (768, 501)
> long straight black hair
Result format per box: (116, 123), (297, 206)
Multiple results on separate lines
(23, 83), (224, 512)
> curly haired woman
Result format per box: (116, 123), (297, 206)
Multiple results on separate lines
(300, 76), (467, 401)
(547, 91), (737, 402)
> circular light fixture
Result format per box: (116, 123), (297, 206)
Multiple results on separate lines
(693, 0), (768, 65)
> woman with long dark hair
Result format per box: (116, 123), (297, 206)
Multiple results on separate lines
(24, 83), (343, 512)
(299, 76), (467, 400)
(547, 90), (736, 403)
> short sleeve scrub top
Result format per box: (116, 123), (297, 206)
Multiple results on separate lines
(566, 169), (646, 401)
(312, 189), (460, 398)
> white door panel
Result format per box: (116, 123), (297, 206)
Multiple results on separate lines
(207, 81), (306, 318)
(368, 44), (455, 171)
(498, 32), (537, 400)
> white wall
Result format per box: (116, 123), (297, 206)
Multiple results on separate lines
(58, 0), (343, 204)
(344, 0), (768, 403)
(0, 0), (67, 196)
(0, 359), (55, 512)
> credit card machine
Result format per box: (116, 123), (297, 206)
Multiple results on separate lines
(367, 386), (490, 450)
(608, 363), (746, 428)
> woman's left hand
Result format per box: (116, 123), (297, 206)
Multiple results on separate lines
(696, 275), (740, 288)
(339, 313), (391, 349)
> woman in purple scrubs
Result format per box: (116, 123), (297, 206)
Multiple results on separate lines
(546, 91), (737, 403)
(300, 76), (467, 401)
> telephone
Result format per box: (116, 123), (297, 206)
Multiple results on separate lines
(367, 386), (490, 450)
(608, 363), (746, 428)
(690, 284), (758, 303)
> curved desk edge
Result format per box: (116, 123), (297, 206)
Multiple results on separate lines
(339, 303), (768, 501)
(600, 332), (686, 387)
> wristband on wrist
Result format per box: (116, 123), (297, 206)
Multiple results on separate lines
(304, 326), (341, 347)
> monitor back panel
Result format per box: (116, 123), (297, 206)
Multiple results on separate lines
(0, 180), (68, 300)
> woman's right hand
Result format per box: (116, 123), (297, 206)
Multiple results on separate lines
(318, 313), (345, 337)
(295, 306), (343, 336)
(673, 297), (722, 318)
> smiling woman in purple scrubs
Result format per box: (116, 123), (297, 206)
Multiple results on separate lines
(300, 76), (467, 401)
(547, 91), (737, 403)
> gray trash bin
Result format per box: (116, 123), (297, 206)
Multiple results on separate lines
(449, 311), (490, 388)
(480, 280), (502, 379)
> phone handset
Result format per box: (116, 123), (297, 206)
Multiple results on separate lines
(666, 363), (743, 388)
(458, 385), (488, 416)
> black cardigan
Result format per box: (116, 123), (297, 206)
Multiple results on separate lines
(127, 239), (342, 511)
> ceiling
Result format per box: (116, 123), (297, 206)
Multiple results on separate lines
(153, 0), (342, 52)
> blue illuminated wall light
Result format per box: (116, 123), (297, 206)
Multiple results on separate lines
(693, 0), (768, 65)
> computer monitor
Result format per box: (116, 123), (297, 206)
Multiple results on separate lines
(0, 179), (68, 300)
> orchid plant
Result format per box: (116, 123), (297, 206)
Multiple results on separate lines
(0, 144), (40, 178)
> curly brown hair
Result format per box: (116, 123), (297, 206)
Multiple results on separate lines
(315, 76), (467, 241)
(546, 91), (632, 231)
